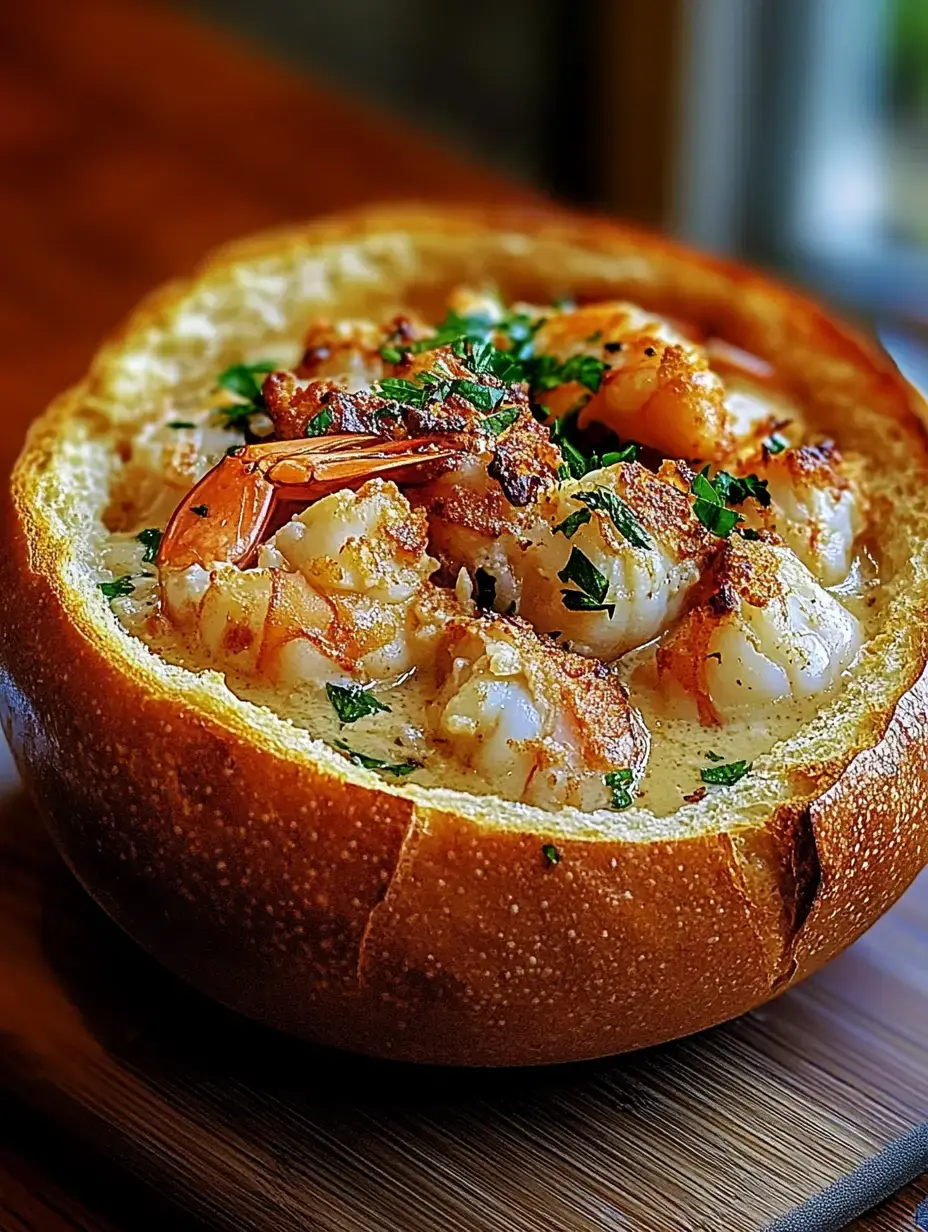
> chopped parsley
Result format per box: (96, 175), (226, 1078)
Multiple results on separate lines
(553, 508), (592, 539)
(541, 843), (561, 867)
(530, 352), (606, 395)
(98, 576), (135, 600)
(691, 469), (742, 538)
(474, 568), (497, 611)
(483, 405), (520, 436)
(558, 548), (614, 617)
(604, 768), (634, 810)
(216, 359), (278, 403)
(766, 433), (788, 455)
(136, 528), (162, 563)
(700, 759), (751, 786)
(550, 409), (596, 480)
(380, 345), (406, 364)
(304, 405), (334, 437)
(455, 380), (506, 412)
(574, 488), (652, 550)
(737, 527), (763, 541)
(375, 371), (511, 422)
(167, 420), (196, 429)
(713, 470), (771, 509)
(326, 682), (391, 724)
(334, 739), (418, 777)
(692, 467), (770, 538)
(190, 504), (210, 518)
(705, 750), (724, 762)
(600, 442), (640, 466)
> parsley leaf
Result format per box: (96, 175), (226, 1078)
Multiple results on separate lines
(483, 405), (520, 436)
(558, 547), (608, 603)
(376, 377), (425, 407)
(98, 576), (135, 600)
(713, 470), (771, 509)
(136, 528), (162, 563)
(304, 405), (334, 437)
(553, 508), (592, 538)
(326, 682), (391, 724)
(574, 488), (653, 550)
(216, 360), (277, 404)
(334, 739), (418, 777)
(167, 420), (196, 429)
(541, 843), (561, 867)
(705, 750), (724, 762)
(700, 759), (751, 786)
(557, 547), (614, 614)
(766, 433), (788, 455)
(604, 768), (634, 810)
(454, 380), (506, 413)
(380, 345), (406, 363)
(601, 442), (640, 466)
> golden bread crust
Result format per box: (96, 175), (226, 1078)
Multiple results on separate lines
(2, 204), (927, 1064)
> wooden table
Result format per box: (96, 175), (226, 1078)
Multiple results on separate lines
(1, 2), (927, 1230)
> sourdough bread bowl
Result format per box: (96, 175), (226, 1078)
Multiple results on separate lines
(2, 205), (927, 1066)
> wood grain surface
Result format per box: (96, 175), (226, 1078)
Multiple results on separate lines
(1, 1), (927, 1229)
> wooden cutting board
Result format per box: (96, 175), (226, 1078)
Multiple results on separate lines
(1, 739), (927, 1232)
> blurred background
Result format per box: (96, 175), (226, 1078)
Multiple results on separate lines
(182, 0), (928, 386)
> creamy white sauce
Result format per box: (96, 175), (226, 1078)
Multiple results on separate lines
(99, 347), (883, 819)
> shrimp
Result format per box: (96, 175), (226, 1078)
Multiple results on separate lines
(418, 459), (715, 660)
(735, 441), (864, 586)
(431, 614), (649, 809)
(157, 433), (465, 684)
(530, 301), (789, 462)
(656, 536), (863, 725)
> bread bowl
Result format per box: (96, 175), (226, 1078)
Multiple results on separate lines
(2, 204), (927, 1066)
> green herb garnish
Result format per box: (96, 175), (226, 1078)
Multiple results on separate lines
(333, 739), (418, 777)
(483, 405), (520, 436)
(216, 359), (277, 403)
(604, 768), (634, 810)
(167, 420), (197, 429)
(766, 433), (788, 455)
(600, 442), (640, 466)
(700, 759), (751, 786)
(574, 488), (652, 550)
(98, 576), (135, 600)
(326, 682), (391, 724)
(304, 405), (334, 437)
(558, 547), (614, 616)
(705, 750), (724, 762)
(136, 528), (162, 563)
(380, 345), (406, 364)
(691, 468), (742, 538)
(454, 380), (506, 413)
(553, 508), (592, 538)
(541, 843), (561, 867)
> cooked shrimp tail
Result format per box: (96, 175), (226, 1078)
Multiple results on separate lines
(157, 434), (462, 571)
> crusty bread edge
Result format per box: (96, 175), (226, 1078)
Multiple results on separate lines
(2, 204), (927, 1065)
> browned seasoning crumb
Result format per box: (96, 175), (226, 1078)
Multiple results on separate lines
(683, 787), (708, 804)
(644, 345), (657, 357)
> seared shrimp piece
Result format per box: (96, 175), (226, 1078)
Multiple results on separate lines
(160, 477), (454, 685)
(736, 442), (864, 586)
(531, 303), (731, 460)
(657, 537), (863, 725)
(532, 301), (790, 462)
(431, 615), (649, 809)
(420, 459), (714, 660)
